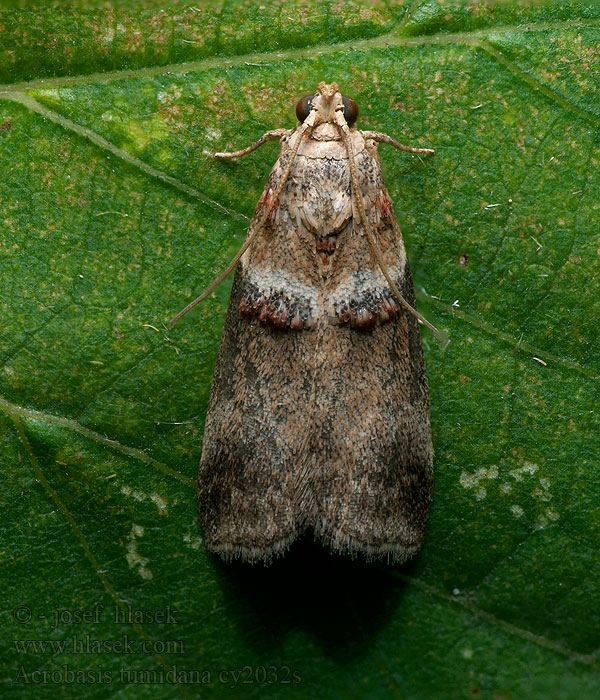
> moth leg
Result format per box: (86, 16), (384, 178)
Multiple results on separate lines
(360, 130), (435, 155)
(214, 129), (292, 159)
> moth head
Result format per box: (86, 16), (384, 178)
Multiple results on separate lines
(295, 82), (359, 128)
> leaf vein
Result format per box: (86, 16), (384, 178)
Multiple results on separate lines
(3, 410), (195, 699)
(0, 18), (598, 93)
(394, 572), (598, 666)
(0, 395), (194, 487)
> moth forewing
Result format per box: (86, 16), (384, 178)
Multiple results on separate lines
(178, 82), (436, 564)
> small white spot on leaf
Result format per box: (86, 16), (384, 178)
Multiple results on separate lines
(459, 466), (498, 499)
(99, 26), (115, 44)
(121, 485), (168, 513)
(205, 128), (222, 141)
(510, 462), (539, 481)
(150, 493), (168, 514)
(532, 487), (552, 502)
(125, 523), (153, 580)
(183, 532), (203, 550)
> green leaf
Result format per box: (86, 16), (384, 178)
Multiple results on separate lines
(1, 2), (599, 698)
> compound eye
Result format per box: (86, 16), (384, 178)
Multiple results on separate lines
(342, 95), (358, 126)
(295, 94), (313, 122)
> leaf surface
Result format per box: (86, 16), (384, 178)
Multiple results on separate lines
(1, 2), (599, 698)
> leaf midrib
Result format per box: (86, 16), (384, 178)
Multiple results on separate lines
(0, 16), (598, 94)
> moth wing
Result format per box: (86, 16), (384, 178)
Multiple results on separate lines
(305, 145), (434, 561)
(197, 151), (322, 562)
(310, 261), (433, 562)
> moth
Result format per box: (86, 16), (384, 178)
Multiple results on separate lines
(172, 82), (440, 564)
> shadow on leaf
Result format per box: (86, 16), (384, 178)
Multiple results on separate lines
(211, 534), (418, 664)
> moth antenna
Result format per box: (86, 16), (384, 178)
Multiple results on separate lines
(213, 129), (292, 159)
(335, 113), (448, 347)
(360, 131), (435, 155)
(170, 124), (310, 326)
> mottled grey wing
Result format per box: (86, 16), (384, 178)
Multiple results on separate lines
(305, 261), (433, 563)
(197, 264), (319, 562)
(197, 145), (323, 562)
